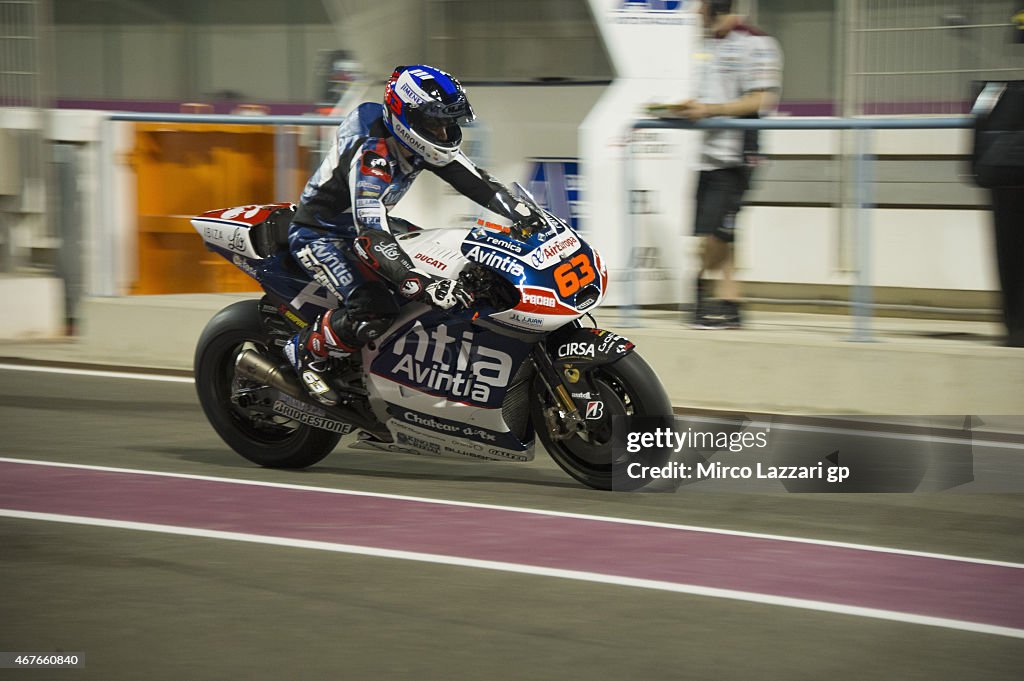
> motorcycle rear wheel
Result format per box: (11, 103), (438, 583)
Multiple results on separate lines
(532, 352), (672, 491)
(194, 300), (341, 468)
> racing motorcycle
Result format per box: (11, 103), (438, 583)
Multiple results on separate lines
(191, 187), (671, 490)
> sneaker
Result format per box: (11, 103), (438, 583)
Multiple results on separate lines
(691, 308), (726, 329)
(691, 278), (717, 328)
(719, 300), (743, 329)
(691, 300), (743, 330)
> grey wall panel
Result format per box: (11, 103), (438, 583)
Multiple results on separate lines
(201, 27), (290, 101)
(54, 28), (108, 98)
(757, 0), (836, 102)
(119, 28), (186, 100)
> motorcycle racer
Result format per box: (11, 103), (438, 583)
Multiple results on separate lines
(285, 64), (545, 406)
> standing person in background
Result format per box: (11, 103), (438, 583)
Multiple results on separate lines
(651, 0), (782, 329)
(968, 5), (1024, 348)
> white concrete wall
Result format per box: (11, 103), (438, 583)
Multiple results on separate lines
(0, 277), (64, 339)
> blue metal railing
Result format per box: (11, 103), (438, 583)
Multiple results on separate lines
(107, 112), (347, 126)
(626, 115), (974, 340)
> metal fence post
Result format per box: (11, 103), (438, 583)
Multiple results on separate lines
(97, 117), (116, 296)
(849, 125), (875, 342)
(622, 130), (638, 327)
(53, 142), (83, 333)
(274, 126), (296, 204)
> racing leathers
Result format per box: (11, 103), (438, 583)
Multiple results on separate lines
(285, 102), (538, 405)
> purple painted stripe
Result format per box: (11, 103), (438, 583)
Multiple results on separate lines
(1, 461), (1021, 629)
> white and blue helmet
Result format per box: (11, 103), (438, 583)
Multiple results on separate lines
(383, 65), (475, 167)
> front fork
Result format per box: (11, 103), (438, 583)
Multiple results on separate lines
(531, 344), (586, 441)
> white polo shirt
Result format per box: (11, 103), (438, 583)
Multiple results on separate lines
(694, 23), (782, 170)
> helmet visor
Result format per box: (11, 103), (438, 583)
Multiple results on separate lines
(406, 98), (474, 146)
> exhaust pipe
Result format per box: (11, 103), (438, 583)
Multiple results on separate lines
(234, 349), (305, 400)
(234, 348), (389, 438)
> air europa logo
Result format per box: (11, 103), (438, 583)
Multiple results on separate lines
(541, 235), (579, 260)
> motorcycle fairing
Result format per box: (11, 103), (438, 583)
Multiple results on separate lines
(368, 311), (532, 410)
(458, 222), (608, 332)
(390, 406), (532, 454)
(192, 203), (343, 322)
(546, 326), (637, 366)
(364, 306), (537, 454)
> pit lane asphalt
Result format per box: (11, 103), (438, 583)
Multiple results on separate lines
(1, 366), (1022, 680)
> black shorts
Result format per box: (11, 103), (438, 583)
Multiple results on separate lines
(693, 167), (750, 244)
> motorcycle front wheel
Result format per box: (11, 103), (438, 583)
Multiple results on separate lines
(194, 300), (341, 469)
(532, 351), (673, 491)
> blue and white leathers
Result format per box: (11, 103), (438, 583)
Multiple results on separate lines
(289, 102), (515, 305)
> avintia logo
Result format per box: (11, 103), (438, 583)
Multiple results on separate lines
(465, 245), (525, 278)
(389, 322), (513, 404)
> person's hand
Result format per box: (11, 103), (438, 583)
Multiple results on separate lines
(423, 277), (474, 310)
(646, 102), (682, 118)
(675, 99), (714, 121)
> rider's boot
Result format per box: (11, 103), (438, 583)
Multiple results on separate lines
(284, 309), (357, 407)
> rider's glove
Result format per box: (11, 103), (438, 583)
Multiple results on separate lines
(509, 201), (545, 242)
(423, 277), (474, 311)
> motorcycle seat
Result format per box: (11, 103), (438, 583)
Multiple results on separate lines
(251, 206), (296, 258)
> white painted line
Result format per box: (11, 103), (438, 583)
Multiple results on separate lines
(2, 509), (1021, 640)
(0, 363), (194, 384)
(2, 457), (1021, 570)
